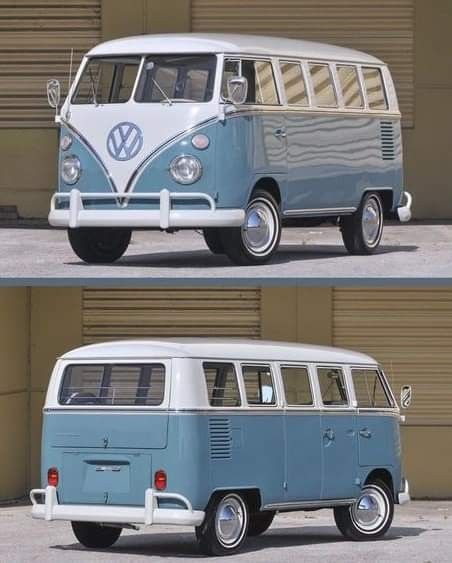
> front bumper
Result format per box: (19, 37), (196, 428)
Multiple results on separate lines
(396, 191), (412, 223)
(397, 478), (410, 505)
(30, 486), (205, 527)
(48, 189), (245, 230)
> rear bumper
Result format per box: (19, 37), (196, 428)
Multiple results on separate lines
(396, 191), (412, 223)
(397, 478), (410, 505)
(48, 189), (245, 230)
(30, 486), (205, 527)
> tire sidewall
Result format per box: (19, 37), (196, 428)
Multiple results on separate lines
(359, 192), (384, 251)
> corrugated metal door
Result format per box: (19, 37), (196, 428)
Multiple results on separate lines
(0, 0), (101, 128)
(82, 288), (262, 343)
(333, 288), (452, 425)
(191, 0), (415, 127)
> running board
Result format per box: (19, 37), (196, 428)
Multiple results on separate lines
(263, 498), (355, 511)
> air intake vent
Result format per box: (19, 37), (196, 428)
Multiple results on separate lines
(380, 121), (395, 161)
(209, 418), (232, 460)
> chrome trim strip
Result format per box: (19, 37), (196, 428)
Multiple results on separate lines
(264, 498), (356, 511)
(283, 207), (357, 217)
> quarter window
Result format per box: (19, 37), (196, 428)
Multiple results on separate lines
(309, 63), (337, 107)
(281, 365), (313, 406)
(280, 62), (308, 106)
(242, 364), (276, 405)
(362, 67), (388, 110)
(317, 367), (348, 406)
(352, 369), (394, 408)
(337, 65), (364, 109)
(203, 362), (241, 407)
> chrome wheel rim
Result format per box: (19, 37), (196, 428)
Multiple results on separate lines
(362, 196), (382, 247)
(215, 495), (247, 548)
(350, 486), (388, 533)
(242, 198), (278, 256)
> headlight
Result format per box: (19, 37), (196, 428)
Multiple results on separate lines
(61, 155), (81, 185)
(169, 155), (202, 185)
(60, 134), (73, 151)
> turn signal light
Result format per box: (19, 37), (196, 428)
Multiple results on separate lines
(154, 469), (167, 491)
(47, 467), (59, 487)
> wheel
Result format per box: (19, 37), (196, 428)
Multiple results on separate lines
(219, 189), (281, 266)
(196, 492), (249, 556)
(71, 521), (121, 549)
(247, 511), (275, 536)
(334, 480), (394, 541)
(340, 192), (384, 255)
(67, 227), (131, 263)
(203, 228), (225, 254)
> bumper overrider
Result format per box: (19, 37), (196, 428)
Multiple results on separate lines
(48, 189), (245, 230)
(397, 478), (410, 505)
(30, 486), (205, 527)
(396, 191), (413, 223)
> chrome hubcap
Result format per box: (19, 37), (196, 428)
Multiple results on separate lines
(242, 199), (277, 256)
(215, 496), (246, 548)
(351, 488), (387, 532)
(362, 197), (382, 246)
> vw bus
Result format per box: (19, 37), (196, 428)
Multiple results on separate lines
(47, 33), (412, 266)
(30, 339), (410, 556)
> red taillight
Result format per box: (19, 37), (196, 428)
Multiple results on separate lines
(47, 467), (59, 487)
(154, 469), (167, 491)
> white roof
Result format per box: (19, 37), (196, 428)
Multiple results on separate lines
(61, 338), (377, 365)
(88, 33), (383, 65)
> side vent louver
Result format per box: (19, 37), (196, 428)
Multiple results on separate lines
(209, 418), (232, 460)
(380, 121), (396, 161)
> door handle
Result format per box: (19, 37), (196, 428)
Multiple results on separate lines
(323, 428), (335, 441)
(359, 429), (372, 439)
(274, 128), (287, 138)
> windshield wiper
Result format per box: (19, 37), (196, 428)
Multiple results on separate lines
(145, 61), (173, 106)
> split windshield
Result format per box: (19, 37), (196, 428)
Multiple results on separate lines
(72, 54), (217, 105)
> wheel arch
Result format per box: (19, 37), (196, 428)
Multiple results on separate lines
(362, 188), (394, 218)
(206, 487), (262, 513)
(249, 176), (281, 206)
(364, 468), (395, 499)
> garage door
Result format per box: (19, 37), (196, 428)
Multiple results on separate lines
(333, 288), (452, 425)
(192, 0), (415, 127)
(82, 288), (262, 343)
(0, 0), (101, 128)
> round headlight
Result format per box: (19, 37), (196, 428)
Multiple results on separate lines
(61, 155), (81, 185)
(169, 155), (202, 185)
(60, 134), (73, 151)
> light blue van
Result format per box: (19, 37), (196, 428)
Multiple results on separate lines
(31, 339), (410, 555)
(46, 33), (412, 265)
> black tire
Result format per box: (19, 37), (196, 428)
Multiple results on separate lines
(203, 228), (225, 254)
(219, 189), (281, 266)
(71, 521), (121, 549)
(340, 192), (384, 255)
(67, 227), (131, 263)
(196, 492), (249, 556)
(334, 480), (394, 541)
(247, 511), (275, 536)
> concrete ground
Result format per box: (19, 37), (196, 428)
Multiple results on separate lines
(0, 222), (451, 282)
(0, 501), (450, 562)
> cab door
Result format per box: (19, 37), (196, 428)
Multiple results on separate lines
(316, 366), (359, 500)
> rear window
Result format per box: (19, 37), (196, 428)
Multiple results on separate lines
(59, 364), (165, 406)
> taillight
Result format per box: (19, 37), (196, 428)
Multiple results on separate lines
(154, 469), (167, 491)
(47, 467), (59, 487)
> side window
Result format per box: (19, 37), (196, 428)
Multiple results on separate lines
(242, 60), (279, 105)
(337, 65), (364, 109)
(309, 63), (337, 107)
(242, 364), (276, 405)
(362, 67), (388, 110)
(281, 365), (313, 406)
(203, 362), (241, 407)
(221, 59), (240, 98)
(317, 367), (348, 406)
(279, 61), (309, 106)
(352, 369), (394, 408)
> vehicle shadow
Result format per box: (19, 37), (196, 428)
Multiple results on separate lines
(50, 525), (428, 558)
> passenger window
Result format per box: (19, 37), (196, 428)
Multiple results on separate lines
(242, 365), (276, 405)
(352, 369), (394, 408)
(203, 362), (241, 407)
(59, 364), (165, 406)
(317, 367), (348, 406)
(362, 67), (388, 110)
(281, 366), (313, 406)
(309, 63), (337, 107)
(242, 60), (279, 105)
(221, 59), (240, 98)
(337, 65), (364, 109)
(279, 62), (308, 106)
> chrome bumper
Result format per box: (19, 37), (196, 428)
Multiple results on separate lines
(30, 486), (205, 527)
(397, 478), (410, 505)
(396, 191), (412, 223)
(48, 189), (245, 230)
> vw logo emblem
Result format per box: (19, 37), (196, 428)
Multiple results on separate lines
(107, 122), (143, 161)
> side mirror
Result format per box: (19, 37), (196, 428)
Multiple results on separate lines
(400, 385), (412, 409)
(47, 79), (61, 109)
(226, 76), (248, 105)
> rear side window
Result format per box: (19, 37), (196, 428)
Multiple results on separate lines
(337, 65), (364, 109)
(362, 67), (388, 110)
(203, 362), (241, 407)
(281, 365), (313, 406)
(317, 367), (348, 406)
(242, 364), (276, 405)
(352, 369), (394, 408)
(309, 63), (337, 107)
(279, 61), (308, 106)
(59, 364), (165, 406)
(242, 60), (279, 105)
